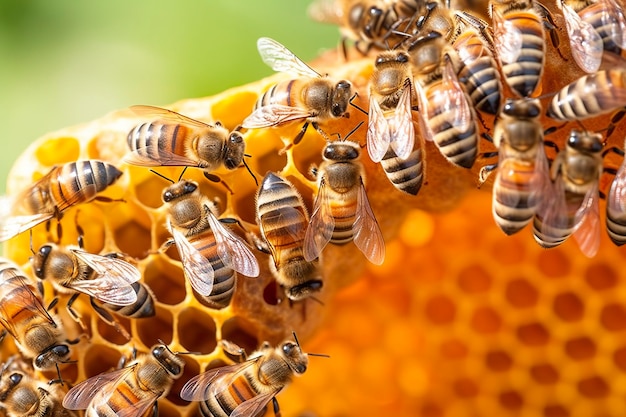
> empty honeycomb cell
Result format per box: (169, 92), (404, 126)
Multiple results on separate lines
(230, 185), (260, 224)
(544, 404), (570, 417)
(470, 305), (502, 334)
(137, 305), (173, 347)
(209, 90), (258, 128)
(220, 316), (260, 355)
(516, 322), (550, 346)
(530, 363), (560, 385)
(536, 249), (572, 278)
(141, 256), (186, 306)
(177, 307), (217, 354)
(489, 236), (526, 265)
(34, 136), (80, 166)
(424, 294), (456, 325)
(584, 263), (619, 291)
(553, 292), (585, 322)
(612, 346), (626, 372)
(420, 402), (445, 417)
(577, 376), (610, 398)
(485, 350), (513, 372)
(453, 378), (479, 398)
(131, 170), (170, 209)
(505, 277), (539, 309)
(498, 390), (524, 410)
(82, 344), (126, 379)
(95, 315), (132, 346)
(457, 264), (492, 294)
(262, 280), (282, 305)
(564, 336), (596, 361)
(111, 216), (152, 259)
(439, 338), (469, 360)
(600, 303), (626, 332)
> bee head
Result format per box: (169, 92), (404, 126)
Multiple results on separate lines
(331, 80), (352, 117)
(224, 132), (246, 170)
(162, 181), (198, 203)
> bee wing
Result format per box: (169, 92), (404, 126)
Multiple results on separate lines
(608, 160), (626, 213)
(353, 180), (385, 265)
(415, 83), (435, 143)
(242, 104), (313, 129)
(170, 221), (215, 296)
(573, 183), (601, 258)
(604, 0), (626, 49)
(128, 105), (213, 129)
(231, 391), (279, 417)
(441, 58), (473, 133)
(0, 274), (54, 340)
(205, 210), (260, 278)
(304, 178), (335, 262)
(536, 170), (570, 236)
(389, 81), (415, 161)
(68, 249), (140, 306)
(62, 365), (136, 409)
(123, 146), (202, 168)
(180, 360), (257, 402)
(561, 3), (603, 73)
(367, 95), (392, 163)
(0, 212), (52, 242)
(116, 395), (160, 417)
(257, 37), (321, 78)
(491, 6), (522, 63)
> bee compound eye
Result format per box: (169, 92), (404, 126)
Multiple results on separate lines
(9, 373), (22, 385)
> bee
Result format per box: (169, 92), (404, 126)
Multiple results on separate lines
(162, 179), (259, 308)
(255, 172), (323, 301)
(62, 344), (185, 417)
(532, 129), (603, 257)
(303, 141), (385, 264)
(30, 243), (153, 337)
(0, 160), (123, 242)
(408, 31), (479, 168)
(308, 0), (426, 53)
(0, 259), (72, 374)
(451, 11), (503, 114)
(380, 147), (425, 195)
(367, 50), (416, 163)
(480, 98), (550, 235)
(180, 336), (310, 417)
(558, 0), (626, 73)
(0, 356), (77, 417)
(489, 0), (546, 98)
(547, 70), (626, 121)
(242, 37), (354, 151)
(605, 141), (626, 245)
(125, 106), (250, 184)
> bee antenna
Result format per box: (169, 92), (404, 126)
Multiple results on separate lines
(29, 229), (35, 256)
(344, 121), (364, 141)
(291, 332), (330, 358)
(292, 331), (301, 347)
(157, 339), (200, 355)
(177, 166), (189, 182)
(242, 157), (259, 186)
(150, 170), (175, 184)
(348, 93), (368, 115)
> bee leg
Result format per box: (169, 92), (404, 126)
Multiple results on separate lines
(89, 298), (132, 341)
(66, 293), (87, 331)
(0, 329), (6, 344)
(152, 401), (159, 417)
(607, 108), (626, 139)
(478, 163), (498, 188)
(203, 172), (234, 195)
(272, 397), (282, 417)
(535, 2), (568, 62)
(311, 122), (331, 142)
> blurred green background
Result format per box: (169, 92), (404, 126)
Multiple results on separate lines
(0, 0), (340, 193)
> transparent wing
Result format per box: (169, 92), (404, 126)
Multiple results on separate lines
(70, 250), (140, 305)
(242, 104), (313, 128)
(257, 37), (320, 78)
(0, 213), (52, 242)
(205, 210), (260, 278)
(231, 391), (278, 417)
(415, 83), (435, 143)
(388, 81), (415, 161)
(117, 395), (160, 417)
(123, 147), (202, 168)
(180, 360), (257, 402)
(608, 158), (626, 213)
(492, 6), (523, 63)
(366, 95), (391, 163)
(441, 57), (473, 133)
(303, 178), (335, 262)
(170, 221), (215, 296)
(536, 166), (569, 237)
(353, 180), (385, 265)
(604, 0), (626, 49)
(129, 105), (213, 129)
(62, 365), (136, 409)
(0, 274), (54, 340)
(573, 183), (601, 258)
(562, 3), (603, 73)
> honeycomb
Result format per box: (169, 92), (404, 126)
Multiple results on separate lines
(2, 2), (626, 417)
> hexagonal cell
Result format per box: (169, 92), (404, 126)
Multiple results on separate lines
(584, 262), (619, 291)
(470, 305), (501, 334)
(613, 346), (626, 372)
(536, 249), (571, 278)
(111, 208), (152, 259)
(177, 307), (218, 354)
(424, 294), (456, 325)
(485, 350), (513, 372)
(490, 237), (526, 265)
(456, 264), (492, 294)
(83, 344), (125, 379)
(600, 303), (626, 331)
(516, 322), (550, 346)
(564, 336), (596, 361)
(577, 375), (610, 398)
(543, 404), (570, 417)
(499, 390), (524, 411)
(552, 291), (584, 322)
(167, 354), (200, 407)
(137, 305), (174, 347)
(142, 257), (186, 306)
(439, 338), (468, 360)
(95, 314), (132, 346)
(530, 363), (559, 385)
(34, 136), (80, 165)
(221, 316), (261, 355)
(452, 378), (479, 398)
(505, 277), (539, 309)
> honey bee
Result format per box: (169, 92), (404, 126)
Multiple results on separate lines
(180, 337), (310, 417)
(242, 37), (354, 150)
(605, 141), (626, 245)
(558, 0), (626, 73)
(451, 11), (503, 114)
(125, 106), (249, 182)
(0, 259), (73, 373)
(547, 69), (626, 121)
(480, 98), (550, 235)
(408, 31), (479, 168)
(255, 172), (323, 301)
(162, 179), (259, 308)
(0, 356), (77, 417)
(532, 129), (604, 257)
(303, 141), (385, 264)
(30, 243), (152, 337)
(62, 344), (185, 417)
(0, 160), (123, 242)
(367, 50), (416, 163)
(380, 147), (425, 195)
(489, 0), (546, 98)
